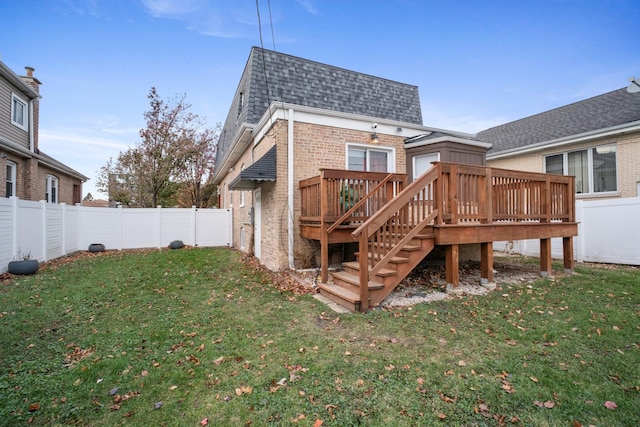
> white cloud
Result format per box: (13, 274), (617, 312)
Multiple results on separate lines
(139, 0), (256, 38)
(295, 0), (318, 15)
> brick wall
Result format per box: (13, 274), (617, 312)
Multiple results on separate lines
(219, 118), (408, 271)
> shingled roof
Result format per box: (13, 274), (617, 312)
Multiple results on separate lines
(214, 47), (423, 182)
(245, 47), (422, 125)
(478, 88), (640, 156)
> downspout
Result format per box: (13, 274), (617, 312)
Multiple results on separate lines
(287, 108), (295, 269)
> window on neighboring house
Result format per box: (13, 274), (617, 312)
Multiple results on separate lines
(11, 93), (28, 130)
(46, 175), (58, 203)
(544, 144), (617, 194)
(346, 144), (394, 172)
(412, 153), (440, 181)
(6, 161), (16, 197)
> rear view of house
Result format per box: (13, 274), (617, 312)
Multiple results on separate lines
(0, 60), (87, 204)
(212, 47), (464, 270)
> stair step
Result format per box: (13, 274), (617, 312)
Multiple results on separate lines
(357, 252), (410, 264)
(331, 271), (384, 290)
(371, 242), (422, 251)
(318, 283), (361, 311)
(342, 261), (396, 277)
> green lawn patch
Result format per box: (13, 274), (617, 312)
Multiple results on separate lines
(0, 248), (638, 426)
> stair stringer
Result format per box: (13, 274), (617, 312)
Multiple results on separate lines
(367, 236), (435, 307)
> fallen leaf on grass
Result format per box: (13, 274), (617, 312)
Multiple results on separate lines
(28, 403), (40, 412)
(534, 400), (555, 408)
(437, 413), (446, 420)
(235, 385), (253, 396)
(291, 414), (306, 423)
(604, 401), (617, 410)
(313, 419), (324, 427)
(200, 417), (208, 426)
(529, 376), (538, 383)
(213, 356), (224, 365)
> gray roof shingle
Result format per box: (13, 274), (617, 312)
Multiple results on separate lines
(246, 47), (423, 125)
(477, 88), (640, 155)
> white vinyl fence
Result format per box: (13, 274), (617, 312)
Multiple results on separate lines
(1, 197), (232, 273)
(495, 198), (640, 265)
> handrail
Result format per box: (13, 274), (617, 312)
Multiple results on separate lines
(353, 165), (440, 237)
(327, 173), (395, 234)
(352, 164), (441, 308)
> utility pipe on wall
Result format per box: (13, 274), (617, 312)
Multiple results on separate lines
(287, 108), (295, 269)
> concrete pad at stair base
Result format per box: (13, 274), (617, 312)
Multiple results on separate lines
(445, 284), (464, 295)
(313, 294), (352, 314)
(480, 278), (497, 290)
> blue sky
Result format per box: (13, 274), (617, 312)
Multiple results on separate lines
(1, 0), (638, 199)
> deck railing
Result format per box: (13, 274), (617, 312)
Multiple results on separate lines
(347, 162), (575, 309)
(300, 163), (575, 303)
(299, 169), (407, 226)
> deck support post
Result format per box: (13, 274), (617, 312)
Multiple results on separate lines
(445, 244), (461, 294)
(563, 236), (574, 273)
(480, 242), (495, 288)
(320, 225), (329, 283)
(540, 238), (552, 278)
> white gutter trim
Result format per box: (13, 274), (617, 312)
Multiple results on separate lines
(487, 121), (640, 160)
(212, 124), (254, 184)
(405, 136), (492, 149)
(264, 101), (474, 138)
(287, 108), (295, 269)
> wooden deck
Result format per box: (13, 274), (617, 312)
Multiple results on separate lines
(300, 163), (577, 312)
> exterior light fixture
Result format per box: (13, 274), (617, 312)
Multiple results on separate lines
(370, 122), (379, 143)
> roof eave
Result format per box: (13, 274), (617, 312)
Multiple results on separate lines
(0, 61), (40, 99)
(486, 120), (640, 160)
(405, 135), (492, 149)
(212, 123), (255, 185)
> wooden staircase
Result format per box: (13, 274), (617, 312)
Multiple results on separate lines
(319, 227), (435, 311)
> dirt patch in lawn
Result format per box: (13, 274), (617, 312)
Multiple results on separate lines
(289, 253), (566, 309)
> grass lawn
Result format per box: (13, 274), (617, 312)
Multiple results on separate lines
(0, 248), (638, 426)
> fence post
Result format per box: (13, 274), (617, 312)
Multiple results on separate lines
(61, 203), (67, 257)
(118, 204), (124, 250)
(157, 205), (162, 248)
(575, 199), (584, 263)
(192, 206), (197, 246)
(11, 197), (18, 258)
(41, 200), (47, 261)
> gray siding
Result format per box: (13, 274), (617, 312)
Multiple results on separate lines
(0, 78), (30, 148)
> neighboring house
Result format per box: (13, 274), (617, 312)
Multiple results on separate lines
(212, 47), (479, 271)
(0, 60), (88, 204)
(478, 87), (640, 200)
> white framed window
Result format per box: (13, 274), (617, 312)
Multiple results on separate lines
(46, 175), (58, 203)
(544, 144), (617, 195)
(346, 143), (395, 172)
(6, 161), (16, 197)
(11, 93), (28, 131)
(412, 153), (440, 180)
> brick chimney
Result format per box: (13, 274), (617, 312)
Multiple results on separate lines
(20, 66), (42, 152)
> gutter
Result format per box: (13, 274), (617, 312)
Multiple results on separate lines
(405, 135), (492, 150)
